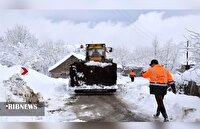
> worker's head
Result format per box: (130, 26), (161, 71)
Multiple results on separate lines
(150, 59), (158, 67)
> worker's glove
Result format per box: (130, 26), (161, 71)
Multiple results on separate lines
(139, 71), (145, 77)
(169, 82), (176, 94)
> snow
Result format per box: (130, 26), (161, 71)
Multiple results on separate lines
(70, 85), (118, 91)
(117, 75), (200, 122)
(173, 72), (182, 85)
(0, 64), (21, 102)
(117, 64), (123, 69)
(1, 64), (200, 122)
(181, 68), (200, 85)
(23, 68), (68, 100)
(0, 64), (69, 100)
(85, 61), (112, 67)
(48, 52), (85, 72)
(0, 64), (79, 122)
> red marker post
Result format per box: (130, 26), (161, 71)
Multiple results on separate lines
(21, 67), (28, 75)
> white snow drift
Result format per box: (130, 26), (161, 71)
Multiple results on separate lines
(0, 64), (68, 100)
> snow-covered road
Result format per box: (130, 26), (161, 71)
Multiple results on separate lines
(0, 65), (200, 122)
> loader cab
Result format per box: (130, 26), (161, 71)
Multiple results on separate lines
(86, 44), (106, 62)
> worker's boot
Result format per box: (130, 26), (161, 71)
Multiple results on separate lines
(160, 106), (169, 122)
(153, 114), (159, 119)
(153, 107), (160, 118)
(164, 117), (169, 122)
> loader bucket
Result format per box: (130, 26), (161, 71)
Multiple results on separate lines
(69, 61), (117, 93)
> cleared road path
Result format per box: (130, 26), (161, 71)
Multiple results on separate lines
(69, 94), (152, 122)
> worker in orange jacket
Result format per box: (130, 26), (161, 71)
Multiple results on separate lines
(129, 70), (136, 82)
(142, 59), (176, 122)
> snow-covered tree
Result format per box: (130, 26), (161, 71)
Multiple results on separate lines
(0, 24), (78, 74)
(4, 24), (38, 46)
(111, 47), (132, 69)
(186, 29), (200, 67)
(111, 39), (180, 72)
(132, 47), (153, 67)
(0, 25), (40, 70)
(129, 39), (180, 71)
(38, 40), (75, 74)
(159, 40), (181, 71)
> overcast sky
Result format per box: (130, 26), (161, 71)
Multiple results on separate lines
(1, 0), (200, 49)
(1, 0), (200, 9)
(1, 10), (200, 49)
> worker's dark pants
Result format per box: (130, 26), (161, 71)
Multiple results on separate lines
(130, 77), (135, 82)
(155, 94), (168, 118)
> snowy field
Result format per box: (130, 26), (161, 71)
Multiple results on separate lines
(0, 64), (200, 122)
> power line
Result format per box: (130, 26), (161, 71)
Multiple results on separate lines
(117, 10), (166, 44)
(112, 10), (152, 44)
(110, 11), (149, 42)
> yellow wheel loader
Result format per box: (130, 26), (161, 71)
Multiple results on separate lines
(69, 43), (117, 93)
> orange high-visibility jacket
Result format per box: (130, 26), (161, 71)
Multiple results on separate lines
(129, 71), (136, 76)
(142, 64), (174, 84)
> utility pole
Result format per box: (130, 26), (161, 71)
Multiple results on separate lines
(186, 40), (190, 70)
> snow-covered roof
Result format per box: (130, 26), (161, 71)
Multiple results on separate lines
(48, 53), (85, 72)
(181, 67), (200, 85)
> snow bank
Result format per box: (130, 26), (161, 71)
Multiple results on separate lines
(3, 74), (43, 102)
(0, 64), (21, 101)
(173, 72), (182, 84)
(0, 64), (80, 122)
(118, 76), (200, 122)
(181, 68), (200, 85)
(0, 64), (69, 100)
(85, 61), (112, 67)
(0, 64), (20, 81)
(23, 67), (68, 99)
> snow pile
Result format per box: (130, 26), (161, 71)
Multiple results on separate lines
(0, 64), (20, 102)
(3, 74), (43, 103)
(48, 52), (85, 71)
(0, 64), (69, 100)
(181, 68), (200, 85)
(85, 61), (112, 67)
(23, 67), (68, 100)
(118, 76), (200, 122)
(0, 64), (20, 81)
(172, 72), (182, 85)
(0, 64), (78, 122)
